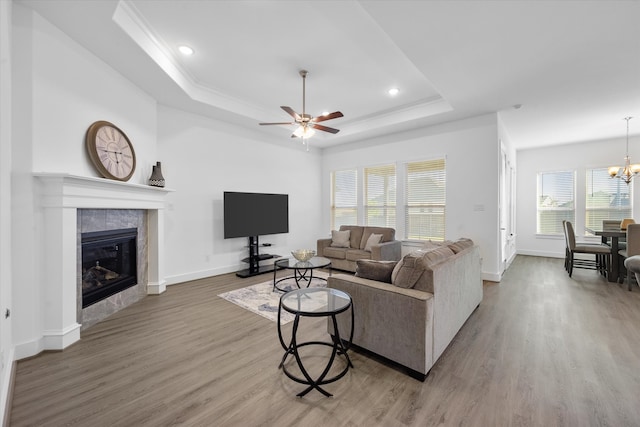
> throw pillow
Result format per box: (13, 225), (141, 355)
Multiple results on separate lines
(330, 230), (351, 248)
(422, 239), (453, 250)
(355, 260), (398, 283)
(420, 246), (455, 266)
(391, 246), (455, 289)
(364, 233), (383, 251)
(391, 251), (426, 288)
(391, 257), (404, 283)
(448, 238), (474, 254)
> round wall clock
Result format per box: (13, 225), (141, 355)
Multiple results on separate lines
(85, 120), (136, 181)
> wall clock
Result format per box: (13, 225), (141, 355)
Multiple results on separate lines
(85, 120), (136, 181)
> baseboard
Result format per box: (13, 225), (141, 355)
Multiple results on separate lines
(168, 263), (504, 285)
(164, 264), (242, 285)
(42, 323), (81, 351)
(517, 249), (564, 259)
(147, 280), (166, 295)
(14, 337), (46, 361)
(482, 272), (502, 282)
(2, 355), (15, 427)
(506, 252), (517, 268)
(165, 261), (282, 285)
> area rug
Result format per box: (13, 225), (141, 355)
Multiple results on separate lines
(218, 271), (328, 324)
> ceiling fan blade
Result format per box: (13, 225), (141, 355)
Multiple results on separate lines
(281, 106), (301, 121)
(259, 122), (295, 125)
(311, 124), (340, 134)
(312, 111), (344, 123)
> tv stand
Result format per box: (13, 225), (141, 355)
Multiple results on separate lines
(236, 236), (280, 278)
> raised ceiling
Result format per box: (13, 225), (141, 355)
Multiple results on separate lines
(18, 0), (640, 150)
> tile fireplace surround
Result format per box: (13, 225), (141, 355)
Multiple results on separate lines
(33, 173), (172, 352)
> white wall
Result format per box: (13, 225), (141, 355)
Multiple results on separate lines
(321, 114), (502, 281)
(158, 105), (324, 284)
(11, 4), (158, 358)
(9, 3), (327, 363)
(0, 0), (14, 420)
(29, 15), (158, 181)
(516, 136), (640, 258)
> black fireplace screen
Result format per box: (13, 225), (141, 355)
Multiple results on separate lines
(81, 228), (138, 308)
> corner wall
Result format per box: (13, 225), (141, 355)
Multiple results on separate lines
(321, 114), (502, 281)
(157, 105), (325, 284)
(10, 4), (158, 360)
(516, 135), (640, 258)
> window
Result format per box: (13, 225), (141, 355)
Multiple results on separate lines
(364, 164), (396, 227)
(537, 170), (575, 234)
(405, 159), (446, 240)
(585, 168), (632, 229)
(330, 169), (357, 230)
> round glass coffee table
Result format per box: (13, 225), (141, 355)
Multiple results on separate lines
(277, 287), (354, 397)
(272, 256), (332, 292)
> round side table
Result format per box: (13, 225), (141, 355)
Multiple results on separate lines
(277, 288), (354, 397)
(273, 256), (332, 292)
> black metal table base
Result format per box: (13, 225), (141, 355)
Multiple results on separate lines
(273, 268), (327, 292)
(277, 296), (354, 397)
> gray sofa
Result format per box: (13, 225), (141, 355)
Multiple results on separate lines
(328, 238), (483, 379)
(317, 225), (402, 272)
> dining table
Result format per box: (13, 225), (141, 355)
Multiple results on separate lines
(585, 226), (626, 282)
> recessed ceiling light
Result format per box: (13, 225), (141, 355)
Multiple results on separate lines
(321, 111), (330, 116)
(388, 87), (399, 96)
(178, 45), (194, 55)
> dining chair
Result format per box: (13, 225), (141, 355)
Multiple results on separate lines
(563, 220), (611, 278)
(562, 220), (607, 274)
(617, 223), (640, 289)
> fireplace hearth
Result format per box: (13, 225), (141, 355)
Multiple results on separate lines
(81, 228), (138, 308)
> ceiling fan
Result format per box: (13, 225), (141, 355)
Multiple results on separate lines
(259, 70), (343, 139)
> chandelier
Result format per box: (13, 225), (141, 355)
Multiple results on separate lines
(608, 117), (638, 184)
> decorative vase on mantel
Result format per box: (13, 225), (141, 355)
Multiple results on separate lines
(149, 161), (165, 187)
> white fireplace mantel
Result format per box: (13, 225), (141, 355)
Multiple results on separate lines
(35, 173), (172, 209)
(33, 173), (173, 351)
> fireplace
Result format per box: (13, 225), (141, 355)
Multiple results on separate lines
(81, 228), (138, 308)
(28, 173), (170, 356)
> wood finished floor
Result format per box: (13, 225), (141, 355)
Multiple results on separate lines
(9, 256), (640, 426)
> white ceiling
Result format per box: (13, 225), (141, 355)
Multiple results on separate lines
(17, 0), (640, 150)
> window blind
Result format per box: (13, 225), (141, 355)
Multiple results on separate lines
(364, 164), (396, 227)
(537, 170), (575, 234)
(330, 169), (357, 230)
(405, 159), (446, 240)
(585, 168), (632, 229)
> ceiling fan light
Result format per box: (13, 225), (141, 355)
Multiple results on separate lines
(293, 126), (315, 138)
(178, 45), (194, 55)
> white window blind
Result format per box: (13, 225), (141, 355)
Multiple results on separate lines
(537, 170), (575, 234)
(405, 159), (446, 240)
(364, 164), (396, 227)
(330, 169), (357, 230)
(585, 167), (632, 229)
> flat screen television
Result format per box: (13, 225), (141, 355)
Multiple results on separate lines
(223, 191), (289, 239)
